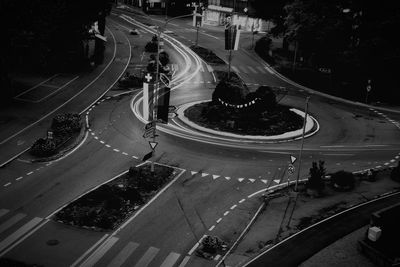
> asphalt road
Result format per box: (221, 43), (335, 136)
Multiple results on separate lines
(0, 6), (399, 267)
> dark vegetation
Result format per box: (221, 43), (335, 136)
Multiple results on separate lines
(30, 113), (82, 157)
(253, 0), (400, 105)
(190, 45), (225, 65)
(185, 72), (303, 136)
(55, 164), (174, 231)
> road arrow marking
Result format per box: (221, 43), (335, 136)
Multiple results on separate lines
(212, 175), (220, 180)
(201, 173), (209, 177)
(191, 171), (198, 176)
(238, 178), (244, 182)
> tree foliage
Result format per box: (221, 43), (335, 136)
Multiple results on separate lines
(307, 160), (326, 192)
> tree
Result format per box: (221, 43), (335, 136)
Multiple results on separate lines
(331, 170), (355, 191)
(307, 160), (326, 193)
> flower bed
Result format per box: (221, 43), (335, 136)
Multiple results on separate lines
(54, 163), (174, 231)
(30, 113), (82, 157)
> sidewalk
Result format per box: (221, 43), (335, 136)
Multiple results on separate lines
(222, 168), (400, 266)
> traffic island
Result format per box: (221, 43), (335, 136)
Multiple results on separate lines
(190, 45), (225, 65)
(54, 163), (176, 231)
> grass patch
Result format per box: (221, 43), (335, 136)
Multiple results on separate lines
(54, 163), (175, 231)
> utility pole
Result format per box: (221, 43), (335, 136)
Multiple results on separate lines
(294, 96), (310, 192)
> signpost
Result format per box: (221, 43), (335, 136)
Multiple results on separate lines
(143, 121), (156, 138)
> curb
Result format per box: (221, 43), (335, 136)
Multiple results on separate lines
(176, 100), (319, 142)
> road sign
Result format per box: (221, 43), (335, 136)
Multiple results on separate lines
(366, 85), (372, 92)
(160, 73), (171, 87)
(290, 155), (297, 164)
(288, 164), (295, 175)
(168, 105), (177, 113)
(145, 121), (156, 131)
(47, 130), (53, 140)
(143, 128), (155, 138)
(142, 151), (153, 161)
(149, 141), (158, 150)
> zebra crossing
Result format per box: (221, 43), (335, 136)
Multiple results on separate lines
(0, 209), (45, 256)
(76, 235), (190, 267)
(196, 64), (272, 75)
(0, 208), (190, 266)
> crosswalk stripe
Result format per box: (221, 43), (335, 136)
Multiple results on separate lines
(178, 256), (191, 267)
(247, 66), (258, 74)
(107, 241), (139, 267)
(160, 252), (181, 267)
(134, 246), (159, 267)
(238, 66), (249, 73)
(81, 236), (119, 267)
(232, 66), (240, 73)
(256, 66), (267, 74)
(0, 213), (26, 234)
(0, 209), (9, 218)
(0, 217), (42, 253)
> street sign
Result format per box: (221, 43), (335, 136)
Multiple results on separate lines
(143, 128), (155, 138)
(290, 155), (297, 164)
(160, 73), (171, 87)
(168, 105), (177, 113)
(145, 121), (156, 131)
(288, 164), (295, 175)
(142, 151), (153, 162)
(149, 141), (158, 150)
(47, 130), (53, 140)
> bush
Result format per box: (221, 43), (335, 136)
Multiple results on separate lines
(145, 41), (158, 53)
(391, 162), (400, 182)
(201, 236), (224, 254)
(159, 51), (169, 66)
(128, 165), (173, 193)
(331, 170), (355, 191)
(30, 138), (56, 157)
(212, 79), (249, 105)
(307, 161), (326, 193)
(254, 86), (277, 112)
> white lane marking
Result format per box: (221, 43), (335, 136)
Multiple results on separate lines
(134, 246), (159, 267)
(206, 65), (213, 72)
(3, 182), (11, 187)
(376, 165), (382, 168)
(322, 153), (354, 156)
(132, 156), (139, 159)
(122, 152), (128, 156)
(247, 66), (258, 74)
(212, 175), (220, 180)
(223, 211), (230, 216)
(27, 171), (33, 175)
(225, 176), (231, 180)
(188, 234), (207, 256)
(160, 252), (181, 267)
(0, 213), (27, 234)
(248, 179), (255, 183)
(209, 225), (215, 231)
(178, 256), (191, 267)
(80, 236), (119, 267)
(106, 144), (111, 148)
(384, 162), (389, 166)
(0, 209), (9, 218)
(390, 159), (396, 163)
(232, 66), (240, 73)
(201, 173), (208, 177)
(261, 179), (268, 184)
(216, 218), (222, 223)
(0, 217), (42, 253)
(230, 205), (237, 210)
(191, 171), (198, 175)
(199, 31), (219, 40)
(100, 141), (105, 144)
(107, 241), (139, 267)
(70, 234), (109, 267)
(94, 136), (99, 140)
(238, 178), (244, 182)
(239, 199), (246, 204)
(265, 67), (274, 74)
(273, 179), (280, 184)
(14, 74), (60, 98)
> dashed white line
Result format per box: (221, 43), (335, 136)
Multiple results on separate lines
(223, 211), (230, 216)
(100, 141), (105, 144)
(216, 218), (222, 223)
(16, 177), (23, 181)
(94, 136), (98, 140)
(209, 225), (215, 231)
(27, 172), (33, 176)
(113, 149), (120, 152)
(132, 156), (138, 159)
(105, 144), (111, 148)
(230, 205), (237, 210)
(3, 182), (11, 187)
(122, 152), (128, 156)
(239, 199), (246, 203)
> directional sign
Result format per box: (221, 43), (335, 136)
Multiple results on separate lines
(290, 155), (297, 164)
(142, 151), (153, 162)
(47, 130), (53, 140)
(145, 121), (156, 131)
(143, 128), (155, 138)
(160, 73), (171, 87)
(149, 141), (158, 150)
(288, 164), (295, 175)
(168, 105), (177, 113)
